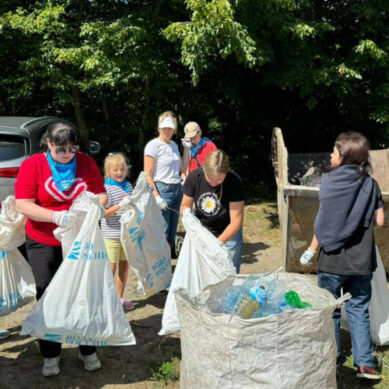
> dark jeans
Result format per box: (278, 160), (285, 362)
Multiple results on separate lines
(318, 271), (374, 368)
(223, 229), (243, 274)
(26, 236), (96, 358)
(155, 182), (183, 249)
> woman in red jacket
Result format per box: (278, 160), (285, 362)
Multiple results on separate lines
(15, 120), (107, 377)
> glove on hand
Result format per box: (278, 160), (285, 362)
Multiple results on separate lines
(118, 197), (132, 209)
(51, 210), (77, 227)
(155, 195), (168, 210)
(181, 138), (193, 148)
(300, 248), (316, 266)
(183, 207), (192, 217)
(216, 239), (224, 247)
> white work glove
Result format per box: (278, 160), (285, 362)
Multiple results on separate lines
(183, 207), (192, 217)
(216, 239), (224, 247)
(181, 138), (192, 148)
(118, 197), (132, 209)
(51, 210), (77, 227)
(300, 247), (316, 266)
(155, 195), (168, 210)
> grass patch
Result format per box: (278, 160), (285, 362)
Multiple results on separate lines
(151, 357), (180, 386)
(243, 202), (281, 247)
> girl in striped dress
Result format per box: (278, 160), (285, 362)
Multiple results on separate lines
(101, 153), (135, 311)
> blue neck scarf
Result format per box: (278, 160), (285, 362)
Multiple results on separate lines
(105, 178), (131, 193)
(190, 137), (212, 158)
(46, 151), (77, 192)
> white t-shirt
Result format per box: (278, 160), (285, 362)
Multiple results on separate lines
(144, 138), (181, 184)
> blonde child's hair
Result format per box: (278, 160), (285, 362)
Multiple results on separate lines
(158, 110), (178, 132)
(104, 153), (129, 179)
(203, 150), (230, 176)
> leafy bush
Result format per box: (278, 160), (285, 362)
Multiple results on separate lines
(151, 357), (180, 386)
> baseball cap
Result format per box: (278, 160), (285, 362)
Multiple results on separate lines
(184, 122), (200, 138)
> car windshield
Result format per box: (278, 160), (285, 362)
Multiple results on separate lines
(0, 134), (26, 161)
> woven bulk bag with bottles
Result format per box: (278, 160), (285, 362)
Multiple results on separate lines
(175, 272), (347, 389)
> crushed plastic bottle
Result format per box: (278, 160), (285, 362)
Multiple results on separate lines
(236, 286), (267, 319)
(284, 290), (312, 309)
(215, 286), (242, 313)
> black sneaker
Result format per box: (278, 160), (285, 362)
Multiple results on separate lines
(356, 366), (382, 380)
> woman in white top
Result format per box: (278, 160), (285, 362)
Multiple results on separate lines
(144, 111), (189, 256)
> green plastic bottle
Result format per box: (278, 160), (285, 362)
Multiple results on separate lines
(284, 290), (312, 309)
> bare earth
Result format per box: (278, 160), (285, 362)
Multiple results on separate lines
(0, 204), (283, 389)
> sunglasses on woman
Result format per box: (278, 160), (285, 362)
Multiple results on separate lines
(55, 145), (80, 155)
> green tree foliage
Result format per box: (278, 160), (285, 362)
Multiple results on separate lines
(0, 0), (388, 195)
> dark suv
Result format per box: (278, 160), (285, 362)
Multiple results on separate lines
(0, 116), (100, 201)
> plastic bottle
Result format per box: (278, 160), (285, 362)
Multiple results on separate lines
(236, 286), (267, 319)
(284, 290), (312, 309)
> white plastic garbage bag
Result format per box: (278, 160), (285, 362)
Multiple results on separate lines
(0, 196), (35, 316)
(0, 195), (26, 250)
(341, 246), (389, 345)
(176, 272), (341, 389)
(21, 192), (136, 346)
(121, 172), (172, 295)
(159, 211), (236, 335)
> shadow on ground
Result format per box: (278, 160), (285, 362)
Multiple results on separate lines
(0, 314), (181, 389)
(242, 242), (270, 265)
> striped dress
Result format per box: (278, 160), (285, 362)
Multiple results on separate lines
(101, 181), (133, 239)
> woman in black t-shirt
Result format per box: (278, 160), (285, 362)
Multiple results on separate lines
(180, 150), (245, 272)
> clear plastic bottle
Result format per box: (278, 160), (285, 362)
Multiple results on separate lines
(236, 286), (267, 319)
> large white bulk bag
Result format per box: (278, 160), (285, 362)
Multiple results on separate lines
(176, 272), (343, 389)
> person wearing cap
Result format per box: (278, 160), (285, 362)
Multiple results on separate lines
(182, 121), (217, 175)
(144, 111), (189, 257)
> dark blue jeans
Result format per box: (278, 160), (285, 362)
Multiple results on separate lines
(155, 182), (183, 249)
(318, 271), (374, 368)
(223, 229), (243, 273)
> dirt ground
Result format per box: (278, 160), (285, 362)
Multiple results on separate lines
(0, 204), (283, 389)
(2, 204), (386, 388)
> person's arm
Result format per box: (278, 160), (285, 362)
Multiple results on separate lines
(180, 194), (194, 215)
(98, 193), (108, 207)
(375, 207), (384, 226)
(300, 234), (320, 265)
(308, 234), (320, 251)
(218, 201), (244, 243)
(16, 198), (54, 222)
(144, 155), (159, 197)
(180, 147), (190, 175)
(104, 204), (120, 217)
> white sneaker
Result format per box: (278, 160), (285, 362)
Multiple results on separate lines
(0, 329), (10, 340)
(42, 356), (60, 377)
(78, 352), (102, 371)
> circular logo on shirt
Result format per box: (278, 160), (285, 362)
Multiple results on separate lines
(197, 192), (221, 216)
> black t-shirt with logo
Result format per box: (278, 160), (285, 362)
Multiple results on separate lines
(183, 169), (244, 236)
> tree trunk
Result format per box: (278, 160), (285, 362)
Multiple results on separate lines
(71, 85), (89, 150)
